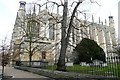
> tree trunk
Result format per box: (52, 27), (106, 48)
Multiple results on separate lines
(56, 0), (68, 71)
(29, 40), (32, 67)
(29, 34), (32, 67)
(29, 21), (33, 67)
(56, 1), (81, 71)
(29, 53), (32, 67)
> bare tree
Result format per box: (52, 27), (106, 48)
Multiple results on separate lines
(14, 7), (41, 66)
(1, 37), (9, 78)
(35, 0), (99, 71)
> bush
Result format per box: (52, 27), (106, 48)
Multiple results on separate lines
(74, 38), (106, 64)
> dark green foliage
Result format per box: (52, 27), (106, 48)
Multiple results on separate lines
(74, 38), (106, 64)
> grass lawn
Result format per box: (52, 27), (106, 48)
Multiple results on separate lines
(43, 64), (120, 77)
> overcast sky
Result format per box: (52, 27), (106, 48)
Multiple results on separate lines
(0, 0), (119, 44)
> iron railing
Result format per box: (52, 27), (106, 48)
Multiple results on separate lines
(43, 57), (120, 78)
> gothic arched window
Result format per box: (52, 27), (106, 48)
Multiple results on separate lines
(49, 20), (55, 40)
(27, 20), (40, 37)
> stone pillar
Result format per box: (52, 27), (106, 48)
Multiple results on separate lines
(97, 24), (105, 49)
(109, 16), (117, 47)
(75, 22), (82, 44)
(81, 21), (89, 38)
(108, 16), (118, 57)
(18, 1), (26, 20)
(104, 24), (113, 57)
(89, 16), (97, 41)
(19, 1), (26, 10)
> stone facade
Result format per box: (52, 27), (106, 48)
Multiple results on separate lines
(10, 1), (117, 64)
(118, 1), (120, 45)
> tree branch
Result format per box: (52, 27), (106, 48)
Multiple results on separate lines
(66, 1), (83, 43)
(90, 0), (101, 6)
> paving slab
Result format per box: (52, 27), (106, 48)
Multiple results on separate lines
(2, 66), (50, 79)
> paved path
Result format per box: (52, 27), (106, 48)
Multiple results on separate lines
(0, 66), (51, 79)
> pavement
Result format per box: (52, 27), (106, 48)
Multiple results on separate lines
(0, 65), (53, 79)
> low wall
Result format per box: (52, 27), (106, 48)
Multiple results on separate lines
(14, 66), (116, 80)
(15, 61), (48, 67)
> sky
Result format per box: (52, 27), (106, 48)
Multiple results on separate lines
(0, 0), (119, 45)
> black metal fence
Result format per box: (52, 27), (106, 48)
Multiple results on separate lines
(42, 56), (120, 78)
(68, 57), (120, 78)
(77, 58), (119, 77)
